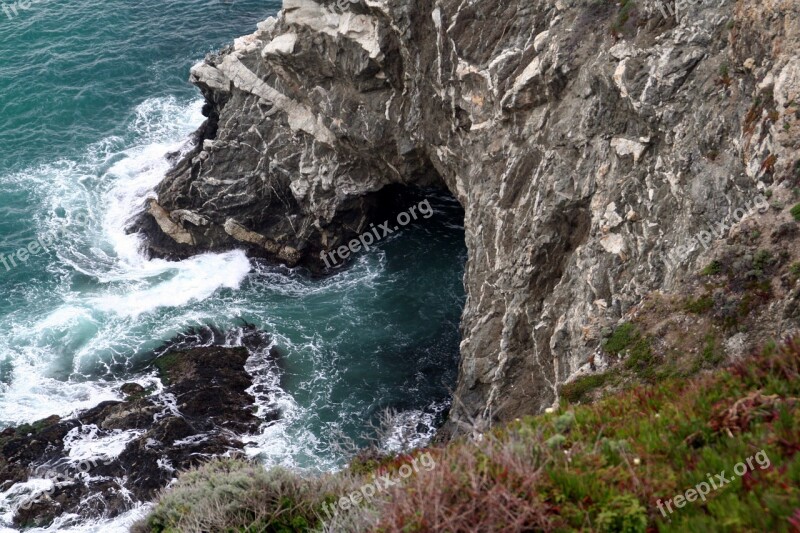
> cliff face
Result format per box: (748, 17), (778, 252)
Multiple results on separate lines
(140, 0), (800, 432)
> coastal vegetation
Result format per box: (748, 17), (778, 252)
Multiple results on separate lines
(137, 338), (800, 532)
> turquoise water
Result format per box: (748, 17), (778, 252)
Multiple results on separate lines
(0, 1), (466, 529)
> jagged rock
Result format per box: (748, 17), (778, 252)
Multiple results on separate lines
(136, 0), (800, 434)
(0, 326), (279, 527)
(147, 200), (194, 245)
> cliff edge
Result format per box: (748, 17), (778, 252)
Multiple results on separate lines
(138, 0), (800, 433)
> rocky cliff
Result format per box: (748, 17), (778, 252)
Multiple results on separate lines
(139, 0), (800, 434)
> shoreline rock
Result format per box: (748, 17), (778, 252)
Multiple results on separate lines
(0, 329), (278, 528)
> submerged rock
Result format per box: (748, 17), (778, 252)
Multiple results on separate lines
(0, 333), (279, 527)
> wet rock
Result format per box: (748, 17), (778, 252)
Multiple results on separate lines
(120, 383), (146, 399)
(0, 327), (279, 526)
(152, 345), (261, 434)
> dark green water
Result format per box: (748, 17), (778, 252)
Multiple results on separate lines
(0, 1), (466, 529)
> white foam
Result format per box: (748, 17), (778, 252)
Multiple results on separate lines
(75, 97), (253, 318)
(22, 504), (151, 533)
(0, 478), (57, 526)
(63, 425), (143, 463)
(89, 251), (252, 317)
(0, 88), (457, 532)
(380, 402), (449, 453)
(0, 367), (120, 426)
(32, 306), (95, 334)
(232, 334), (300, 464)
(242, 333), (341, 471)
(0, 95), (249, 419)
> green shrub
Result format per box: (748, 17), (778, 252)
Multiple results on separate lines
(600, 438), (630, 466)
(603, 323), (657, 380)
(791, 203), (800, 221)
(134, 459), (352, 533)
(604, 323), (637, 354)
(700, 260), (722, 276)
(685, 295), (714, 314)
(554, 411), (576, 434)
(753, 250), (774, 274)
(701, 334), (724, 367)
(596, 494), (648, 533)
(561, 373), (611, 403)
(546, 434), (568, 449)
(623, 338), (656, 380)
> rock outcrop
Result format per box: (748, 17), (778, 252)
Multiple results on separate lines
(138, 0), (800, 433)
(0, 326), (277, 528)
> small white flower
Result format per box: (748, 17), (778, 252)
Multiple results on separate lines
(633, 458), (641, 465)
(544, 407), (555, 414)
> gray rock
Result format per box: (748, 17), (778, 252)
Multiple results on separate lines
(138, 0), (800, 434)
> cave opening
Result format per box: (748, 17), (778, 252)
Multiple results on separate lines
(318, 181), (468, 453)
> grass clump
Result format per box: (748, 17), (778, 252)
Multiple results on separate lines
(553, 411), (576, 433)
(691, 334), (725, 374)
(133, 459), (354, 533)
(611, 0), (637, 35)
(790, 262), (800, 281)
(560, 372), (612, 404)
(603, 323), (638, 354)
(701, 334), (724, 365)
(685, 294), (714, 314)
(718, 63), (731, 86)
(623, 337), (655, 379)
(602, 323), (657, 380)
(561, 373), (612, 403)
(791, 203), (800, 221)
(596, 494), (648, 533)
(700, 260), (722, 276)
(753, 249), (774, 275)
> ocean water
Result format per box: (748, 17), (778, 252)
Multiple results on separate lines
(0, 1), (466, 530)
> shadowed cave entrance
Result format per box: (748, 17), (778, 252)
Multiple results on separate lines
(298, 182), (467, 455)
